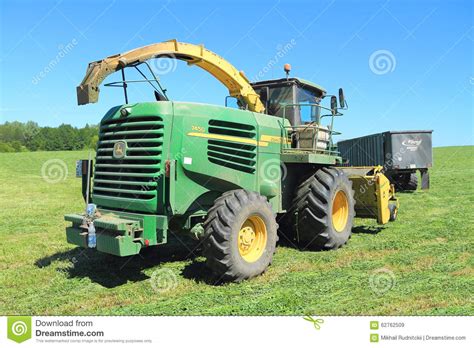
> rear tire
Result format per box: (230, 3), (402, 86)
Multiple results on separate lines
(203, 190), (278, 282)
(288, 167), (356, 250)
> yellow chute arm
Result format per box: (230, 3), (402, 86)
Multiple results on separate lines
(76, 39), (265, 113)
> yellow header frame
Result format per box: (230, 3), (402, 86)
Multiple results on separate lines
(76, 39), (265, 113)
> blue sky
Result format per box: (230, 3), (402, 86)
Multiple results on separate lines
(0, 0), (472, 146)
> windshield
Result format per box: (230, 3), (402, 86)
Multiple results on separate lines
(253, 83), (323, 125)
(297, 87), (321, 123)
(265, 86), (293, 117)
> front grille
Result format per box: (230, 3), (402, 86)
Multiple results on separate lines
(93, 115), (164, 207)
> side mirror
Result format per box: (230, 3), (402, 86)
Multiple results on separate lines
(338, 88), (345, 108)
(330, 96), (337, 115)
(259, 87), (269, 104)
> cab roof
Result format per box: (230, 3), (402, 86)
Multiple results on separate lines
(251, 77), (327, 97)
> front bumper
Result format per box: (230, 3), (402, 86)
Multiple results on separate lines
(64, 210), (168, 256)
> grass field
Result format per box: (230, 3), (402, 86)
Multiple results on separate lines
(0, 146), (473, 315)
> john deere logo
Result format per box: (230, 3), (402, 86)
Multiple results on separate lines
(7, 316), (32, 343)
(113, 141), (127, 159)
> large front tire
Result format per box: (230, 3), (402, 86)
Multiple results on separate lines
(203, 190), (278, 282)
(288, 167), (355, 250)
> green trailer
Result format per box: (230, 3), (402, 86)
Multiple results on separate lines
(65, 40), (398, 281)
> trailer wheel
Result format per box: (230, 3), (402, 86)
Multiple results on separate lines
(394, 172), (418, 191)
(289, 167), (355, 250)
(404, 173), (418, 191)
(203, 190), (278, 282)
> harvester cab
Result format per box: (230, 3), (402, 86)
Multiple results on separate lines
(251, 74), (344, 153)
(66, 39), (399, 282)
(251, 77), (327, 124)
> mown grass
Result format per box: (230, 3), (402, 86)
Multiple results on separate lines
(0, 146), (473, 315)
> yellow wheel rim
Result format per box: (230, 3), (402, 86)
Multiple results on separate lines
(332, 190), (349, 232)
(237, 215), (267, 263)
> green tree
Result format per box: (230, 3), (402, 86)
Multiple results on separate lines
(0, 142), (15, 152)
(0, 121), (100, 152)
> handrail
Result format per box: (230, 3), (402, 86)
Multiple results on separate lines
(281, 124), (340, 154)
(280, 102), (340, 152)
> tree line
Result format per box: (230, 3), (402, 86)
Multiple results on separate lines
(0, 121), (99, 152)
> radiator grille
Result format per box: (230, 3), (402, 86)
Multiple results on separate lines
(93, 115), (164, 207)
(207, 120), (256, 174)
